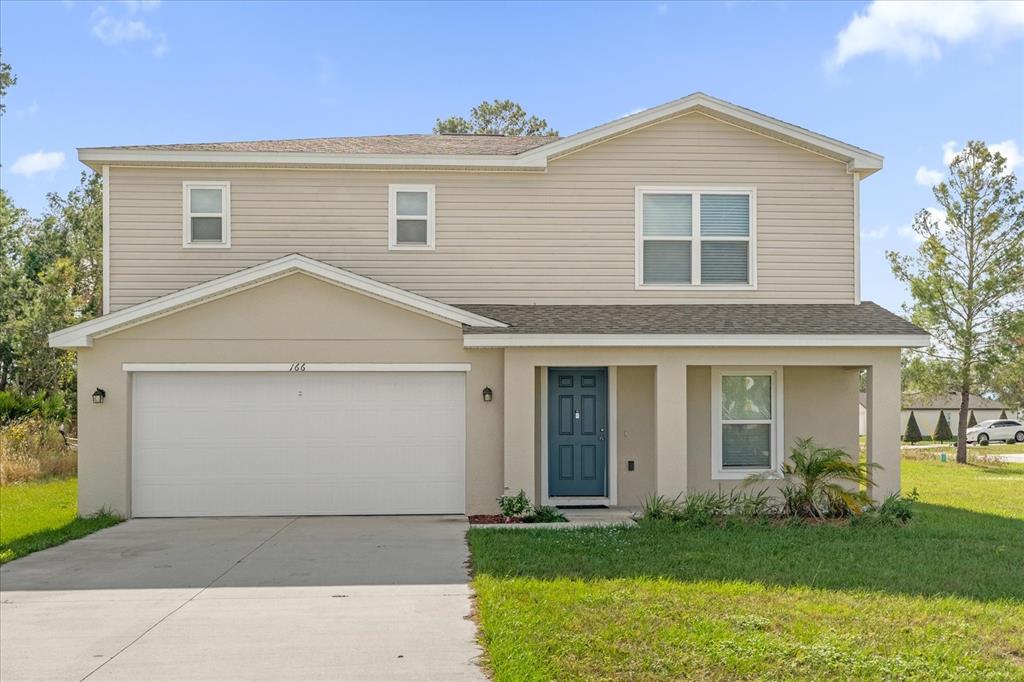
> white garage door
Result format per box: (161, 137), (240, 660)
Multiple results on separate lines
(131, 371), (466, 517)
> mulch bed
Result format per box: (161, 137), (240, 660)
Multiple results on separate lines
(469, 515), (526, 524)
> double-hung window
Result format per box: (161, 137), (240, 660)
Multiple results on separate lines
(389, 184), (435, 250)
(636, 187), (754, 287)
(183, 181), (230, 248)
(711, 367), (783, 479)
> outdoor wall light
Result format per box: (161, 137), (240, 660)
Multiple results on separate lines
(482, 387), (493, 403)
(92, 388), (106, 404)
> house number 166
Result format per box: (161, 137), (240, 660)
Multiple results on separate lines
(289, 363), (307, 372)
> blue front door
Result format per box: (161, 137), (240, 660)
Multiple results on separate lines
(548, 368), (608, 497)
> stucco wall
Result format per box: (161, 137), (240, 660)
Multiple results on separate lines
(616, 366), (657, 507)
(687, 365), (860, 493)
(75, 273), (504, 516)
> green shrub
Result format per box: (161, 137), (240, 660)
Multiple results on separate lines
(854, 489), (919, 527)
(903, 411), (923, 443)
(638, 493), (682, 522)
(933, 411), (954, 442)
(526, 505), (567, 523)
(0, 391), (69, 425)
(751, 437), (875, 519)
(496, 490), (531, 520)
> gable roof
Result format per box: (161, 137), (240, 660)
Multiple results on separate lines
(900, 393), (1008, 411)
(78, 93), (882, 176)
(48, 254), (506, 348)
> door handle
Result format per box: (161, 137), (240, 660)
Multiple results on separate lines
(598, 426), (606, 441)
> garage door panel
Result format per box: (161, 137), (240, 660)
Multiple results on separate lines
(132, 372), (465, 517)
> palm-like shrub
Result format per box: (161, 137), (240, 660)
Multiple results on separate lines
(758, 437), (876, 519)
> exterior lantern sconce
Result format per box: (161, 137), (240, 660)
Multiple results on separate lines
(482, 387), (493, 403)
(92, 388), (106, 404)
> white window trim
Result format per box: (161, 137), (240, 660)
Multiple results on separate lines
(388, 184), (435, 251)
(182, 181), (231, 248)
(635, 186), (756, 290)
(711, 366), (784, 480)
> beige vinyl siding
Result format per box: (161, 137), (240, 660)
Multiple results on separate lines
(107, 112), (856, 310)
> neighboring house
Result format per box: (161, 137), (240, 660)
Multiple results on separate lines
(888, 393), (1008, 437)
(50, 93), (929, 518)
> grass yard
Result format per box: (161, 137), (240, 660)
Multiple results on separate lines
(469, 460), (1024, 681)
(0, 478), (122, 564)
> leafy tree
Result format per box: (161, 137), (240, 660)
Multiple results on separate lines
(0, 51), (15, 115)
(903, 411), (923, 443)
(933, 410), (954, 443)
(967, 410), (977, 428)
(988, 339), (1024, 412)
(0, 173), (102, 407)
(434, 99), (558, 136)
(888, 141), (1024, 463)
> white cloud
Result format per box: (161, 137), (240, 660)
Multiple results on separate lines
(915, 166), (943, 187)
(861, 226), (889, 240)
(11, 150), (66, 177)
(91, 3), (167, 55)
(941, 140), (959, 165)
(828, 1), (1024, 69)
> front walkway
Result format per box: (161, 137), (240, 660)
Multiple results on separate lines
(0, 516), (484, 681)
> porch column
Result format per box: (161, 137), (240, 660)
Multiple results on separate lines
(865, 350), (901, 501)
(503, 350), (536, 500)
(655, 361), (687, 496)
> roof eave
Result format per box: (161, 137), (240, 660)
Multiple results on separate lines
(77, 148), (549, 172)
(462, 333), (931, 348)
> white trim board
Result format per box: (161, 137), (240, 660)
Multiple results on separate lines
(123, 363), (471, 373)
(101, 165), (110, 315)
(464, 333), (931, 349)
(50, 253), (506, 348)
(78, 93), (883, 177)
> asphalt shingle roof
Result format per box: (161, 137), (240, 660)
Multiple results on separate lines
(459, 302), (926, 336)
(93, 134), (558, 155)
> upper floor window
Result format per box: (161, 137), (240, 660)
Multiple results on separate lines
(389, 184), (435, 250)
(635, 187), (755, 288)
(183, 181), (230, 248)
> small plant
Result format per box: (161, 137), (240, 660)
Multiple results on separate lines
(933, 411), (954, 443)
(751, 437), (875, 519)
(876, 489), (918, 523)
(527, 505), (567, 523)
(903, 411), (923, 443)
(496, 489), (531, 521)
(637, 493), (682, 521)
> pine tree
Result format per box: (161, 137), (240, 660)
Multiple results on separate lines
(968, 411), (978, 428)
(904, 411), (923, 443)
(999, 409), (1008, 419)
(933, 410), (954, 443)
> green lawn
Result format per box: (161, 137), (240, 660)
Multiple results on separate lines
(0, 478), (122, 564)
(469, 460), (1024, 681)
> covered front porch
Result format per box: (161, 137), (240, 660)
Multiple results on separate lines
(498, 347), (903, 509)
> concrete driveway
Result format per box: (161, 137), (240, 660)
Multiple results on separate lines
(0, 516), (485, 681)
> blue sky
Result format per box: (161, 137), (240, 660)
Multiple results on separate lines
(2, 0), (1022, 311)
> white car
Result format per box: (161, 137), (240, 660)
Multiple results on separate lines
(966, 419), (1024, 445)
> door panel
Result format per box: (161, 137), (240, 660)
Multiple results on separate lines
(548, 368), (608, 497)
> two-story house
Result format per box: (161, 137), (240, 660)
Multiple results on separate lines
(50, 93), (928, 518)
